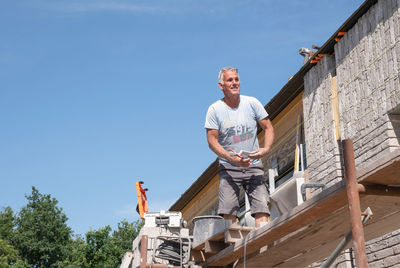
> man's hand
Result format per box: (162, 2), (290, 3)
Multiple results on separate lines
(229, 155), (251, 167)
(207, 129), (252, 167)
(249, 118), (274, 160)
(249, 148), (269, 159)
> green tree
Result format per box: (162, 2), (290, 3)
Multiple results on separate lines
(54, 236), (87, 268)
(0, 207), (28, 267)
(0, 206), (15, 242)
(80, 220), (143, 268)
(84, 226), (118, 267)
(111, 220), (143, 260)
(13, 187), (72, 267)
(0, 239), (28, 268)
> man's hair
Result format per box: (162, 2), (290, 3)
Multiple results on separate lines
(218, 67), (239, 84)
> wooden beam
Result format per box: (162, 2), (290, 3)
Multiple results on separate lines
(330, 76), (341, 141)
(356, 149), (400, 186)
(202, 150), (400, 267)
(205, 240), (228, 254)
(203, 180), (348, 266)
(234, 195), (400, 267)
(192, 228), (225, 251)
(225, 226), (254, 243)
(359, 184), (400, 197)
(190, 249), (205, 262)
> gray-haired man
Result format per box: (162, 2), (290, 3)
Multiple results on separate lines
(205, 67), (274, 227)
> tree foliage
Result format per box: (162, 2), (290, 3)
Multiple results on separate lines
(0, 206), (15, 242)
(54, 236), (87, 267)
(112, 220), (143, 252)
(13, 187), (72, 267)
(2, 187), (143, 267)
(0, 239), (28, 268)
(0, 207), (28, 267)
(78, 220), (143, 267)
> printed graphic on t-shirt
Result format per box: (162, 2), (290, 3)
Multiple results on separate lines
(225, 125), (254, 144)
(233, 129), (254, 143)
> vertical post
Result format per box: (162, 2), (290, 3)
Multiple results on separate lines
(140, 235), (148, 268)
(342, 139), (368, 268)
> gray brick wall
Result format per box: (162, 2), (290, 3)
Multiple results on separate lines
(335, 0), (400, 170)
(304, 0), (400, 266)
(366, 230), (400, 267)
(303, 55), (343, 193)
(309, 250), (353, 268)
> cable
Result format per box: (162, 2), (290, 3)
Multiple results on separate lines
(153, 236), (190, 266)
(243, 232), (249, 268)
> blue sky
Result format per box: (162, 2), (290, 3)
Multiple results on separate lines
(1, 0), (364, 235)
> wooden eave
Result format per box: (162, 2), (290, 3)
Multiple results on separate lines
(169, 0), (378, 212)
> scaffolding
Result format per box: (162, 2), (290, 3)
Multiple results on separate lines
(190, 140), (400, 267)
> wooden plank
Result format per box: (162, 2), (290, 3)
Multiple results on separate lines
(204, 180), (348, 266)
(192, 241), (205, 251)
(234, 195), (400, 267)
(190, 250), (205, 262)
(192, 229), (225, 250)
(359, 184), (400, 197)
(190, 249), (212, 263)
(235, 206), (351, 267)
(204, 153), (400, 266)
(330, 76), (341, 141)
(357, 149), (400, 186)
(205, 240), (228, 254)
(225, 227), (253, 243)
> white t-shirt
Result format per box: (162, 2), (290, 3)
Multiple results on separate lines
(205, 95), (268, 166)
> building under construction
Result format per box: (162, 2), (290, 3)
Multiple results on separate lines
(167, 0), (400, 267)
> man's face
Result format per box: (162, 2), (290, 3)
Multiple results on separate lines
(218, 70), (240, 97)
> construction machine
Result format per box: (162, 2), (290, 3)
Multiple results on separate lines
(120, 181), (193, 268)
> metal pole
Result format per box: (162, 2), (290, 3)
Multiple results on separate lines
(342, 139), (368, 268)
(321, 207), (373, 268)
(140, 235), (148, 268)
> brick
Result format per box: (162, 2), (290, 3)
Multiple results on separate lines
(368, 239), (389, 251)
(383, 255), (400, 267)
(375, 247), (394, 260)
(393, 244), (400, 254)
(369, 259), (385, 267)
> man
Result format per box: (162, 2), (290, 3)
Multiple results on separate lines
(205, 67), (274, 227)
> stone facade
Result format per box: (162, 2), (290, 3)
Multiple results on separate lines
(336, 0), (400, 170)
(365, 230), (400, 267)
(303, 54), (343, 192)
(303, 0), (400, 266)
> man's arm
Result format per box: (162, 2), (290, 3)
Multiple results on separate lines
(206, 129), (251, 167)
(249, 118), (274, 159)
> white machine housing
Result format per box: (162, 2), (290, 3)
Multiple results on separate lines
(126, 211), (190, 268)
